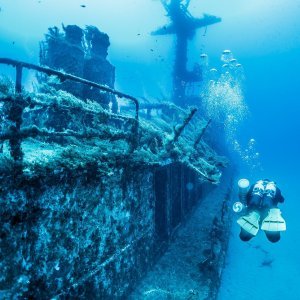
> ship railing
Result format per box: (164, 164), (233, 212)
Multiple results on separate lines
(0, 58), (140, 166)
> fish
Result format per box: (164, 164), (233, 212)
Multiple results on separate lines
(260, 258), (274, 268)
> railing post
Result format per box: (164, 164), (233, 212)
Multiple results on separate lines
(7, 97), (25, 174)
(133, 99), (139, 150)
(12, 63), (24, 164)
(15, 64), (23, 93)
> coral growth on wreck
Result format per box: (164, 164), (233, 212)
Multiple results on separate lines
(0, 76), (226, 183)
(0, 75), (227, 298)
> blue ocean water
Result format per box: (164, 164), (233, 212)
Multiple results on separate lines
(1, 0), (300, 299)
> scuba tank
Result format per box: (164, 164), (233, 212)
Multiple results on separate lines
(232, 178), (250, 213)
(238, 178), (250, 202)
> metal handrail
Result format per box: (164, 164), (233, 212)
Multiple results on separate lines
(0, 58), (139, 121)
(0, 58), (140, 164)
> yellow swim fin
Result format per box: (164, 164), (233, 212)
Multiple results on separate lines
(237, 211), (260, 236)
(261, 208), (286, 232)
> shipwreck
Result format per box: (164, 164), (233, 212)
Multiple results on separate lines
(0, 2), (235, 299)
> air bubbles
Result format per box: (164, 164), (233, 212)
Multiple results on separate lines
(209, 68), (218, 80)
(221, 49), (233, 63)
(238, 138), (262, 171)
(250, 138), (255, 143)
(200, 53), (208, 66)
(229, 58), (238, 67)
(199, 48), (248, 157)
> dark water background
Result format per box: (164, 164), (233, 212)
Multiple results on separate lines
(1, 0), (300, 298)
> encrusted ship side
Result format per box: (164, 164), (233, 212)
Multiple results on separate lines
(0, 23), (233, 299)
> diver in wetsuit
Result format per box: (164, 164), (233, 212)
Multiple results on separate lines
(237, 179), (286, 243)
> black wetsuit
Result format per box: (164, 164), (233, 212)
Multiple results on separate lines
(239, 180), (285, 243)
(246, 183), (284, 210)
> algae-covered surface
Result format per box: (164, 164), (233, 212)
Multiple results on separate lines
(0, 77), (228, 298)
(0, 77), (226, 184)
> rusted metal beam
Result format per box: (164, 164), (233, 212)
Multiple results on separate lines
(173, 107), (197, 143)
(194, 118), (211, 148)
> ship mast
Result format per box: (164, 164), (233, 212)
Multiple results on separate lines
(152, 0), (221, 107)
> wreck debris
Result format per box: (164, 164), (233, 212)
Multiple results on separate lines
(83, 26), (117, 111)
(41, 25), (85, 98)
(40, 25), (117, 111)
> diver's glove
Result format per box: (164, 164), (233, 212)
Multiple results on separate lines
(237, 211), (260, 236)
(261, 208), (286, 232)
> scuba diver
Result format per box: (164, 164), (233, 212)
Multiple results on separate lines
(233, 178), (286, 243)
